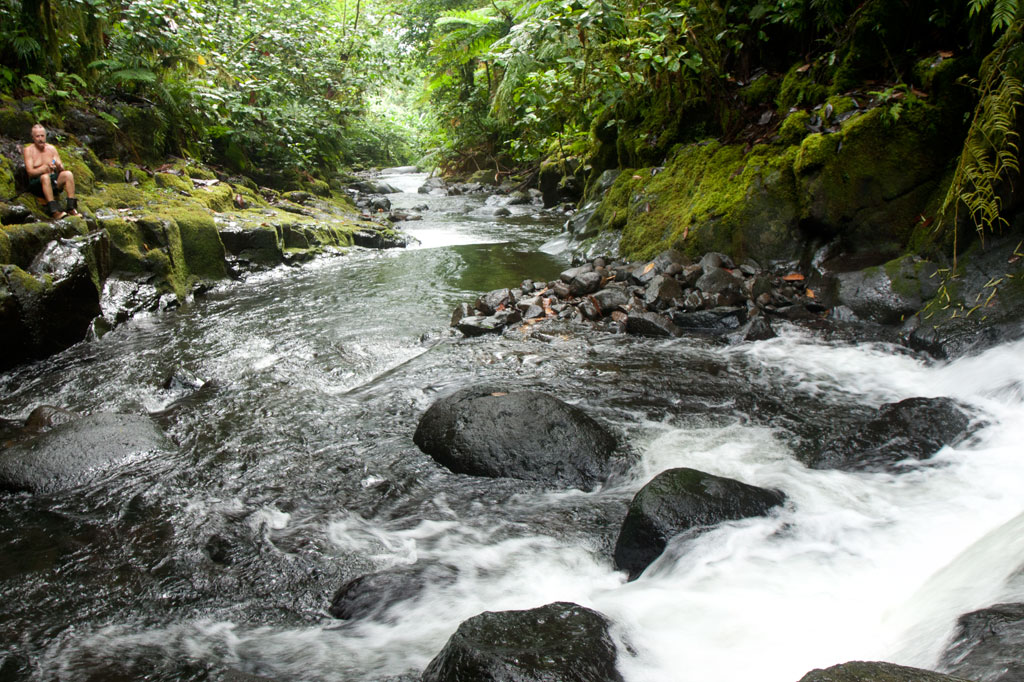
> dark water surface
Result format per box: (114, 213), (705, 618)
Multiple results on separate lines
(2, 173), (1024, 682)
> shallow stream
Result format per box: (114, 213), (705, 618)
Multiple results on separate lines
(2, 172), (1023, 681)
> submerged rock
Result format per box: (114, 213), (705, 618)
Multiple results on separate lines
(613, 467), (785, 580)
(329, 563), (458, 621)
(413, 384), (620, 490)
(797, 661), (973, 682)
(421, 602), (625, 682)
(941, 602), (1024, 682)
(0, 412), (173, 493)
(808, 397), (972, 471)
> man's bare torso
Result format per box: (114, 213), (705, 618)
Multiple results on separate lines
(23, 142), (60, 178)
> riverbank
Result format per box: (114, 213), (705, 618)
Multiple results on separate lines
(0, 111), (416, 370)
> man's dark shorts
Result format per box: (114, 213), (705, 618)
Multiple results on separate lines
(28, 171), (61, 198)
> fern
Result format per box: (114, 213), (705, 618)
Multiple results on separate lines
(968, 0), (1021, 31)
(939, 18), (1023, 254)
(10, 35), (42, 61)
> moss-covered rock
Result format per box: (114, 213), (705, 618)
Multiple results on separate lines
(607, 142), (801, 262)
(0, 158), (15, 200)
(777, 63), (830, 111)
(583, 99), (960, 265)
(776, 110), (813, 146)
(154, 172), (193, 194)
(795, 104), (957, 255)
(2, 221), (87, 269)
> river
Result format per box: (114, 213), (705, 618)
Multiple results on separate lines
(1, 171), (1023, 681)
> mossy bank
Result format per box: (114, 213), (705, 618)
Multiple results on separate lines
(0, 103), (410, 371)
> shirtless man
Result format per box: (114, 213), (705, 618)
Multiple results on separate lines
(23, 123), (80, 219)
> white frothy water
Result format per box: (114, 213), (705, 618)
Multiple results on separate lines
(597, 333), (1024, 681)
(311, 332), (1024, 682)
(39, 322), (1024, 679)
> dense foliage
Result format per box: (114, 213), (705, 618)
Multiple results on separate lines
(417, 0), (1021, 237)
(1, 0), (1020, 237)
(0, 0), (424, 172)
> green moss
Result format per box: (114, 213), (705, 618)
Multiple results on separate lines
(100, 217), (147, 272)
(0, 160), (14, 199)
(155, 172), (194, 194)
(794, 133), (840, 174)
(192, 183), (234, 212)
(776, 111), (812, 146)
(2, 222), (85, 268)
(0, 105), (35, 140)
(614, 141), (800, 262)
(589, 170), (645, 234)
(5, 265), (45, 295)
(739, 73), (780, 107)
(0, 229), (10, 263)
(184, 162), (216, 180)
(159, 208), (227, 280)
(777, 63), (829, 111)
(62, 151), (96, 195)
(795, 104), (954, 252)
(301, 178), (332, 197)
(84, 183), (148, 211)
(138, 216), (189, 298)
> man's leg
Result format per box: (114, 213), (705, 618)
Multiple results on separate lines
(40, 173), (65, 219)
(56, 170), (79, 215)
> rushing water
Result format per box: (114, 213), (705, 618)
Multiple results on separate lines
(1, 172), (1023, 681)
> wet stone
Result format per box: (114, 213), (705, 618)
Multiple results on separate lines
(475, 288), (511, 316)
(644, 275), (683, 309)
(592, 285), (631, 312)
(626, 311), (680, 338)
(571, 271), (602, 296)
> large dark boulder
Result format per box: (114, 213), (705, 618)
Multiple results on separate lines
(797, 661), (973, 682)
(421, 602), (625, 682)
(329, 563), (458, 621)
(807, 397), (971, 471)
(1, 233), (105, 371)
(835, 256), (940, 325)
(0, 413), (173, 493)
(940, 602), (1024, 682)
(413, 384), (619, 490)
(613, 467), (785, 580)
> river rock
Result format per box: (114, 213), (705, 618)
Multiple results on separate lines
(352, 229), (409, 249)
(351, 179), (401, 194)
(218, 225), (284, 263)
(591, 284), (632, 312)
(1, 237), (103, 370)
(644, 275), (682, 309)
(0, 413), (174, 493)
(413, 384), (619, 490)
(808, 397), (971, 471)
(940, 602), (1024, 682)
(669, 307), (746, 334)
(835, 256), (940, 325)
(475, 288), (511, 315)
(418, 177), (447, 194)
(24, 405), (80, 433)
(625, 311), (680, 337)
(797, 661), (973, 682)
(613, 467), (785, 580)
(421, 601), (625, 682)
(329, 563), (459, 621)
(734, 316), (777, 342)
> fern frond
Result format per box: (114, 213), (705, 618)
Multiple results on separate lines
(939, 20), (1023, 255)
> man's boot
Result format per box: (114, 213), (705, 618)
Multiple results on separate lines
(65, 197), (80, 216)
(46, 200), (66, 219)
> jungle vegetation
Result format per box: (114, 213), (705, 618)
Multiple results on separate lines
(1, 0), (1020, 238)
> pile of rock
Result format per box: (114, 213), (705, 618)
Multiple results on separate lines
(451, 249), (826, 342)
